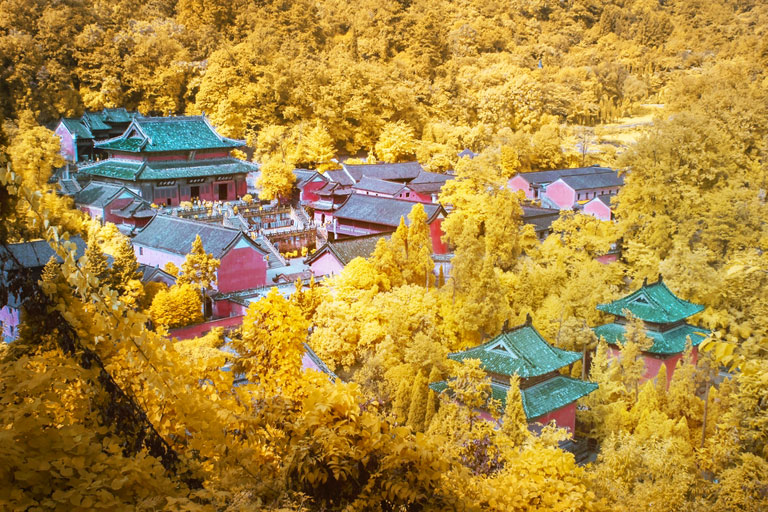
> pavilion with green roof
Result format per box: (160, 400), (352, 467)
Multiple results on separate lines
(76, 116), (258, 207)
(430, 316), (598, 432)
(592, 276), (710, 383)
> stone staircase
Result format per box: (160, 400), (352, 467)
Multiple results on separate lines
(255, 234), (287, 267)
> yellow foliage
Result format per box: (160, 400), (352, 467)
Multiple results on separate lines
(149, 283), (203, 329)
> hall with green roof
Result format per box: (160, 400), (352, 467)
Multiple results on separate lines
(77, 115), (258, 207)
(429, 316), (598, 432)
(592, 276), (710, 382)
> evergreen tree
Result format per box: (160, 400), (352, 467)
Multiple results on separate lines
(177, 235), (219, 292)
(500, 374), (528, 446)
(109, 234), (140, 296)
(407, 371), (429, 431)
(392, 377), (412, 424)
(82, 241), (111, 295)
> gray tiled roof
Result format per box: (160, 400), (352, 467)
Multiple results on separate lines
(560, 171), (624, 191)
(306, 233), (390, 266)
(353, 176), (405, 195)
(73, 182), (130, 208)
(333, 195), (444, 227)
(597, 194), (614, 206)
(343, 161), (423, 181)
(521, 206), (560, 234)
(325, 169), (356, 186)
(1, 237), (86, 271)
(133, 215), (265, 259)
(514, 166), (616, 187)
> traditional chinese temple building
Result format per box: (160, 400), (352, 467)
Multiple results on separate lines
(430, 317), (598, 432)
(77, 116), (256, 206)
(55, 108), (141, 162)
(592, 277), (710, 384)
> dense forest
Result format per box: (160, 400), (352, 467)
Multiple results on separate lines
(1, 0), (768, 510)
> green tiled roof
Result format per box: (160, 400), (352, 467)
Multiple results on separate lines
(78, 157), (257, 182)
(95, 116), (244, 152)
(79, 160), (143, 180)
(593, 322), (710, 355)
(429, 376), (598, 420)
(61, 118), (92, 139)
(83, 111), (111, 131)
(596, 278), (704, 323)
(448, 323), (581, 378)
(140, 159), (257, 180)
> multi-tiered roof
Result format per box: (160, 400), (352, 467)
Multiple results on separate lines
(79, 116), (257, 183)
(430, 319), (598, 422)
(593, 277), (710, 355)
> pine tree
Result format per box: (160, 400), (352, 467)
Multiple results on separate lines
(500, 374), (528, 446)
(407, 372), (429, 432)
(82, 241), (111, 295)
(109, 234), (140, 296)
(392, 378), (412, 424)
(424, 367), (442, 429)
(178, 235), (219, 292)
(404, 203), (435, 287)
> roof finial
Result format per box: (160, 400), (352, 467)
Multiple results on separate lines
(502, 319), (509, 332)
(642, 276), (648, 287)
(525, 313), (532, 326)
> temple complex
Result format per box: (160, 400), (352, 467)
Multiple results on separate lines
(593, 277), (710, 384)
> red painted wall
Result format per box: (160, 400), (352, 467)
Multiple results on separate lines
(301, 180), (326, 203)
(607, 346), (699, 386)
(429, 218), (448, 254)
(531, 402), (577, 432)
(218, 245), (267, 293)
(168, 315), (245, 340)
(212, 298), (248, 318)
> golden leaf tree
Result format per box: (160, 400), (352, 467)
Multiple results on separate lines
(230, 288), (309, 397)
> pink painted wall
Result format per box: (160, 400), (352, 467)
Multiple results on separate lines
(301, 351), (330, 374)
(56, 124), (76, 162)
(544, 180), (577, 209)
(309, 251), (344, 277)
(596, 254), (618, 264)
(508, 175), (535, 199)
(1, 305), (21, 341)
(218, 245), (267, 293)
(135, 245), (186, 270)
(79, 205), (105, 219)
(168, 315), (245, 340)
(531, 402), (577, 433)
(583, 200), (612, 221)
